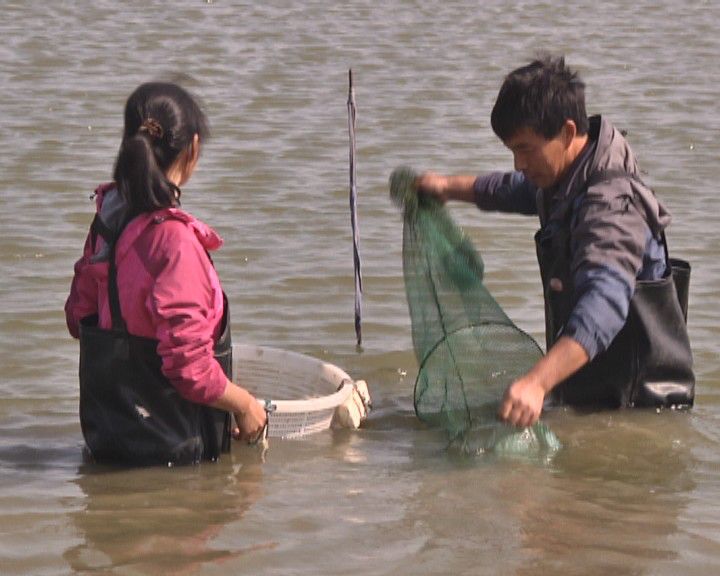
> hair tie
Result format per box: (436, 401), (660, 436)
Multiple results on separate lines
(139, 118), (164, 140)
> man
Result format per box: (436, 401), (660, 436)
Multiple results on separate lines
(416, 56), (694, 428)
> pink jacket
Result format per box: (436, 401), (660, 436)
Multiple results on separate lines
(65, 184), (228, 405)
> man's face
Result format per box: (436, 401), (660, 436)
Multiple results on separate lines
(503, 125), (571, 189)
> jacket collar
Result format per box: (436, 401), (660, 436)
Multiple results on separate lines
(93, 183), (224, 262)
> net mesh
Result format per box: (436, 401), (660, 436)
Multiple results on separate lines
(390, 167), (560, 453)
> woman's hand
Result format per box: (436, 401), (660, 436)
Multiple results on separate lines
(212, 380), (268, 443)
(233, 398), (267, 443)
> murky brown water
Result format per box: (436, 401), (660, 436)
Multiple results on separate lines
(1, 1), (719, 574)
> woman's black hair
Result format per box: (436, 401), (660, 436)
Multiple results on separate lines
(113, 82), (210, 214)
(491, 55), (589, 142)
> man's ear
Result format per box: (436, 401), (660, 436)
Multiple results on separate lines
(563, 120), (578, 147)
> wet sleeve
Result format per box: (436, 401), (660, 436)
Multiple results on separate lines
(148, 224), (227, 405)
(563, 185), (648, 359)
(474, 171), (538, 215)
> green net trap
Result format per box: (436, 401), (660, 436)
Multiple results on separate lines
(390, 167), (560, 454)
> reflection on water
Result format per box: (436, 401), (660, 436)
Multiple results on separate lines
(65, 453), (268, 574)
(405, 410), (697, 576)
(513, 411), (696, 576)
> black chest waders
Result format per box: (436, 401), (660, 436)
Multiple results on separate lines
(536, 170), (694, 409)
(78, 215), (232, 466)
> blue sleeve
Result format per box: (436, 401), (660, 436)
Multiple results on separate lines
(565, 227), (666, 360)
(473, 171), (538, 215)
(563, 265), (633, 359)
(639, 232), (667, 280)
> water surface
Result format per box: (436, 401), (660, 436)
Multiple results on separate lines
(1, 1), (719, 574)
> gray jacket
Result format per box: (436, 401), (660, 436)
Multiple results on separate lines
(474, 115), (670, 359)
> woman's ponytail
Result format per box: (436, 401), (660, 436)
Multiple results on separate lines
(113, 132), (179, 214)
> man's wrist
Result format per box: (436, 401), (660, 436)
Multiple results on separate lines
(446, 175), (478, 203)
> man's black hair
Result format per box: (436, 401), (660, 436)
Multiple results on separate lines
(490, 55), (589, 141)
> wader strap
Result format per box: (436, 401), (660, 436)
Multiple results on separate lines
(90, 214), (127, 332)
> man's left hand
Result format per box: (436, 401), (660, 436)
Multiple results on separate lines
(498, 376), (546, 428)
(497, 335), (590, 428)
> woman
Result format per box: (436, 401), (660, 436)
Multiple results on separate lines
(65, 82), (266, 465)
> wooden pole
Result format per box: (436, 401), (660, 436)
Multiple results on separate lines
(348, 69), (362, 346)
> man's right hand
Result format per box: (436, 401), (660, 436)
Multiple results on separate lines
(416, 172), (478, 204)
(416, 171), (450, 204)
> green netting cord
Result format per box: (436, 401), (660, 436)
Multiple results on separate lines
(390, 166), (560, 455)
